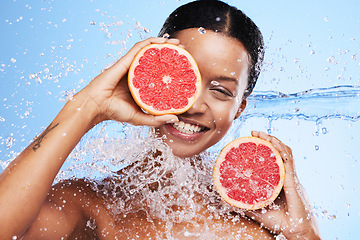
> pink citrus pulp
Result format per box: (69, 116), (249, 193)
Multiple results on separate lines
(213, 137), (285, 210)
(128, 43), (201, 115)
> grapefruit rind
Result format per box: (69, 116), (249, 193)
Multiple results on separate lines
(213, 136), (285, 210)
(128, 43), (201, 115)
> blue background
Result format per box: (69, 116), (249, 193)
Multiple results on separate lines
(1, 0), (359, 239)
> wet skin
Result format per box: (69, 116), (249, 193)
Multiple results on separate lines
(24, 179), (274, 239)
(21, 31), (275, 239)
(0, 21), (320, 237)
(156, 28), (249, 158)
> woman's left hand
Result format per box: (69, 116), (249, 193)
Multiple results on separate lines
(245, 131), (321, 240)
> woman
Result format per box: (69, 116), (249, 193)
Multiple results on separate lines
(0, 0), (320, 239)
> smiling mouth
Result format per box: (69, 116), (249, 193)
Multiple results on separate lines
(171, 121), (208, 134)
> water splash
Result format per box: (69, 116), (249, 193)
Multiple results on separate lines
(56, 124), (250, 237)
(198, 27), (206, 34)
(241, 85), (360, 122)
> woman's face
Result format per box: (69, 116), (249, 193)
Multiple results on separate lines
(156, 28), (250, 157)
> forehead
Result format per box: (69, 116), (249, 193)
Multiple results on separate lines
(174, 28), (250, 82)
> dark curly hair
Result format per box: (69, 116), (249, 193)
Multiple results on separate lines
(158, 0), (264, 98)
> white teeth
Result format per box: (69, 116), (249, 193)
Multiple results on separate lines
(172, 121), (203, 134)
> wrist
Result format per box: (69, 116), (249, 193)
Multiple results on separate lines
(63, 90), (104, 131)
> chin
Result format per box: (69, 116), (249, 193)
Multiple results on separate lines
(163, 139), (203, 158)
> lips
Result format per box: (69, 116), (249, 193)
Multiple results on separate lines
(164, 118), (209, 141)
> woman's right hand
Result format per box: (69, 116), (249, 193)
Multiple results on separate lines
(80, 37), (179, 127)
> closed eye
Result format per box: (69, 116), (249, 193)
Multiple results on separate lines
(211, 87), (233, 100)
(214, 88), (232, 96)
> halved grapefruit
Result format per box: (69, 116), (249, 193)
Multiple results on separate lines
(213, 137), (285, 210)
(128, 43), (201, 115)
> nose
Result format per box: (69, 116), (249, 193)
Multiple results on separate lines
(185, 88), (208, 115)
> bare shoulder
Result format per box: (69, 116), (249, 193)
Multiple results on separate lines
(22, 179), (115, 239)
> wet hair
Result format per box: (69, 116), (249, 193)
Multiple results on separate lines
(158, 0), (264, 98)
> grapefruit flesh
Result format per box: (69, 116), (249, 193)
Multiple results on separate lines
(213, 137), (285, 210)
(128, 43), (201, 115)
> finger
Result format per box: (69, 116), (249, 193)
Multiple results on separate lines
(130, 112), (179, 127)
(252, 131), (293, 161)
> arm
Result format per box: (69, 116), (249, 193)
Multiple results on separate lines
(246, 131), (321, 240)
(0, 37), (180, 239)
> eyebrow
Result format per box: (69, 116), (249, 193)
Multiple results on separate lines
(214, 76), (239, 85)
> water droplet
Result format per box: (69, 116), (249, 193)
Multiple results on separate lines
(198, 27), (206, 34)
(273, 224), (280, 231)
(59, 89), (76, 102)
(275, 234), (286, 240)
(11, 58), (16, 63)
(215, 17), (221, 22)
(327, 56), (335, 64)
(86, 219), (96, 230)
(90, 21), (96, 25)
(6, 136), (13, 148)
(324, 16), (329, 22)
(29, 73), (36, 79)
(321, 127), (327, 134)
(314, 145), (319, 151)
(162, 33), (170, 38)
(211, 80), (219, 86)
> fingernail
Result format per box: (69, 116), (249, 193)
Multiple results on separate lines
(166, 118), (178, 123)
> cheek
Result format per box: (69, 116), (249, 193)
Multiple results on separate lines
(213, 103), (239, 131)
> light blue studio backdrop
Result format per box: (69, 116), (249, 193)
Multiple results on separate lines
(0, 0), (359, 239)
